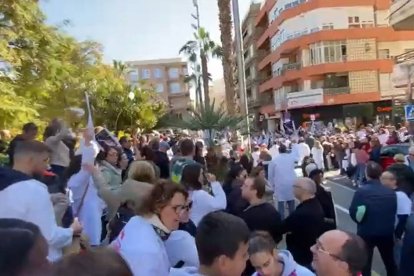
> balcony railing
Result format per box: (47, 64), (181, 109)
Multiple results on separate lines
(281, 62), (301, 75)
(323, 87), (351, 95)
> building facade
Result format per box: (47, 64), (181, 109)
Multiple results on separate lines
(236, 2), (270, 130)
(125, 58), (190, 117)
(255, 0), (414, 130)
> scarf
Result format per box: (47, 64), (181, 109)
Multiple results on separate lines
(145, 214), (171, 241)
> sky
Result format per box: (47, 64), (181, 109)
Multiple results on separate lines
(40, 0), (263, 81)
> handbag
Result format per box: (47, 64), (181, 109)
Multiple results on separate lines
(63, 180), (90, 255)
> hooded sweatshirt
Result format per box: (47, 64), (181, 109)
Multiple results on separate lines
(252, 250), (315, 276)
(169, 250), (314, 276)
(0, 167), (73, 261)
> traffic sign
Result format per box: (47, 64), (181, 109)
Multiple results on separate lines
(404, 105), (414, 121)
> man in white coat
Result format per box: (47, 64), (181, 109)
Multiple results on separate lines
(268, 144), (297, 220)
(296, 138), (311, 166)
(0, 140), (82, 261)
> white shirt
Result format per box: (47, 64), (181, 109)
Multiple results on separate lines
(396, 191), (412, 216)
(112, 216), (170, 275)
(189, 181), (227, 226)
(0, 180), (73, 261)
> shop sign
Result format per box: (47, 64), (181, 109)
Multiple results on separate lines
(287, 89), (324, 109)
(376, 106), (392, 113)
(302, 113), (321, 120)
(405, 105), (414, 121)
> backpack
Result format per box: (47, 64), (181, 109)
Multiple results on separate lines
(171, 158), (195, 184)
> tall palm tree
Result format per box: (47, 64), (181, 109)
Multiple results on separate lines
(180, 27), (221, 107)
(217, 0), (236, 115)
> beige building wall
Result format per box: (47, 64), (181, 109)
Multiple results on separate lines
(349, 70), (378, 93)
(125, 58), (190, 115)
(346, 38), (377, 61)
(378, 41), (414, 57)
(210, 78), (226, 109)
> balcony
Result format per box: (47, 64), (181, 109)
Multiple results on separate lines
(390, 0), (414, 31)
(281, 62), (301, 75)
(323, 87), (351, 95)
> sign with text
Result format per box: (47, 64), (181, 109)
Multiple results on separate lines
(405, 105), (414, 121)
(286, 89), (324, 109)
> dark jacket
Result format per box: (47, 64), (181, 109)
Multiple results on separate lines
(349, 179), (397, 237)
(369, 146), (381, 163)
(240, 202), (282, 243)
(154, 151), (170, 179)
(0, 166), (31, 191)
(123, 147), (135, 165)
(315, 185), (337, 231)
(282, 197), (324, 267)
(225, 180), (249, 217)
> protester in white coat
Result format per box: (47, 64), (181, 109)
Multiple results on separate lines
(112, 181), (188, 275)
(311, 141), (325, 171)
(181, 163), (226, 226)
(297, 138), (311, 166)
(268, 144), (297, 220)
(0, 140), (82, 261)
(67, 139), (103, 246)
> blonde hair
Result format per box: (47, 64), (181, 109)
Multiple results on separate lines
(127, 160), (157, 184)
(314, 140), (322, 149)
(118, 179), (154, 215)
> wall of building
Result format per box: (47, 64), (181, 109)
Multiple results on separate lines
(349, 70), (378, 93)
(378, 41), (414, 57)
(347, 38), (377, 61)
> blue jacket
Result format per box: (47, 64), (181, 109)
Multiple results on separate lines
(349, 179), (397, 237)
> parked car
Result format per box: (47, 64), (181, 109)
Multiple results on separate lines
(380, 143), (410, 169)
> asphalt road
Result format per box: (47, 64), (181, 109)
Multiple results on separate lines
(324, 173), (384, 276)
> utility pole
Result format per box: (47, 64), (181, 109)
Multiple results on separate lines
(232, 0), (251, 151)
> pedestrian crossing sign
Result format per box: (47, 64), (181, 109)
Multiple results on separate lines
(405, 105), (414, 121)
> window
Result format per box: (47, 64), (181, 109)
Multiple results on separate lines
(155, 83), (164, 93)
(348, 16), (361, 28)
(154, 68), (163, 79)
(378, 49), (390, 59)
(169, 82), (181, 94)
(168, 68), (180, 79)
(322, 23), (334, 30)
(142, 69), (151, 79)
(128, 70), (139, 83)
(309, 41), (347, 65)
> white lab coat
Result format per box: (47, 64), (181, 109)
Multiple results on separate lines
(189, 181), (227, 226)
(0, 180), (73, 261)
(297, 143), (311, 165)
(165, 230), (199, 268)
(68, 170), (104, 246)
(269, 144), (280, 159)
(268, 153), (297, 202)
(112, 216), (170, 275)
(311, 147), (324, 170)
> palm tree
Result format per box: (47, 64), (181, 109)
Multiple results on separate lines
(217, 0), (236, 115)
(160, 100), (244, 146)
(179, 27), (221, 107)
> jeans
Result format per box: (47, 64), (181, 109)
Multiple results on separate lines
(277, 200), (295, 220)
(361, 235), (397, 276)
(400, 214), (414, 276)
(354, 164), (366, 186)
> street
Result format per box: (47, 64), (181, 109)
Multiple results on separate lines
(325, 173), (384, 276)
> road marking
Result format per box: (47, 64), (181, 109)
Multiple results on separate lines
(334, 204), (349, 214)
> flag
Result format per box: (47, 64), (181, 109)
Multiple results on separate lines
(85, 92), (95, 140)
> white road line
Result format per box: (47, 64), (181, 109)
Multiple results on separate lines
(334, 204), (349, 214)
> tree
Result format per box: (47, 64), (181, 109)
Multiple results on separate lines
(163, 100), (244, 146)
(180, 27), (222, 107)
(217, 0), (236, 115)
(0, 0), (166, 131)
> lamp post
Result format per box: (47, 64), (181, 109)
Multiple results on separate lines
(232, 0), (251, 151)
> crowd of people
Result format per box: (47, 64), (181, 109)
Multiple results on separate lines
(0, 119), (413, 276)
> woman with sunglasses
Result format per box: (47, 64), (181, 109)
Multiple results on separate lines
(181, 163), (226, 226)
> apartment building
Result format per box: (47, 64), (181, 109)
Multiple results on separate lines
(255, 0), (414, 130)
(125, 58), (190, 117)
(235, 2), (271, 129)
